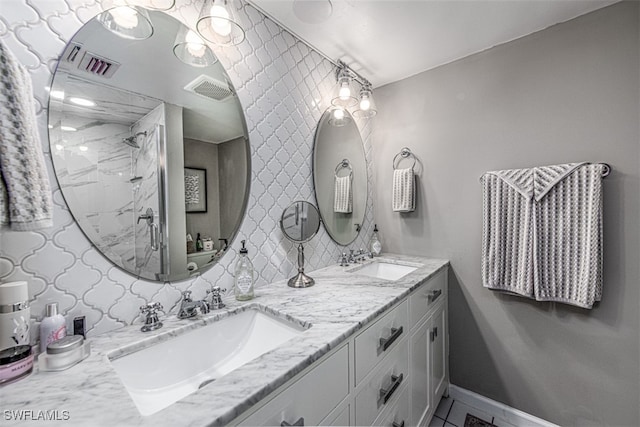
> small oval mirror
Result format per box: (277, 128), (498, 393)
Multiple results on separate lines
(313, 108), (367, 246)
(280, 201), (320, 288)
(280, 201), (321, 243)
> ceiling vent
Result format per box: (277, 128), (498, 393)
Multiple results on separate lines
(76, 51), (120, 79)
(184, 75), (234, 101)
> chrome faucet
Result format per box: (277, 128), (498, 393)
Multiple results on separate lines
(339, 253), (349, 267)
(355, 248), (373, 262)
(348, 249), (356, 264)
(206, 286), (226, 310)
(140, 302), (163, 332)
(177, 291), (210, 319)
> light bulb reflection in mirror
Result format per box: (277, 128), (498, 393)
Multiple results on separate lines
(333, 108), (345, 120)
(109, 6), (139, 30)
(185, 30), (207, 58)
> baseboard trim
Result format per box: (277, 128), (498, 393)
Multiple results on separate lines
(448, 384), (559, 427)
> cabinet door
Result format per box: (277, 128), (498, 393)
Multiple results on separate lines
(409, 319), (431, 427)
(430, 303), (447, 404)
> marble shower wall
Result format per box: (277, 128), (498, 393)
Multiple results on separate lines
(0, 0), (375, 339)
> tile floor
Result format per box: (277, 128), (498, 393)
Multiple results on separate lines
(430, 395), (516, 427)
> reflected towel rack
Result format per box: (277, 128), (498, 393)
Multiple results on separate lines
(478, 162), (611, 183)
(393, 147), (416, 170)
(335, 159), (353, 177)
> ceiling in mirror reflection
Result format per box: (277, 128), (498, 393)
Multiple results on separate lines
(55, 12), (243, 144)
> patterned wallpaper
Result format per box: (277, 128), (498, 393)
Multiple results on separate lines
(0, 0), (375, 340)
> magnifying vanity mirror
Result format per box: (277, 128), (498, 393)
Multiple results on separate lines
(48, 8), (250, 281)
(313, 108), (367, 246)
(280, 201), (321, 288)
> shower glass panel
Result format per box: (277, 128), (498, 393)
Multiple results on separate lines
(131, 104), (165, 279)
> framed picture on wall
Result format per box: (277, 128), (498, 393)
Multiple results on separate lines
(184, 167), (207, 213)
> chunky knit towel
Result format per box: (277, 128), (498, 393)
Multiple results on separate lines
(334, 174), (352, 213)
(392, 167), (415, 212)
(0, 40), (53, 230)
(482, 162), (604, 309)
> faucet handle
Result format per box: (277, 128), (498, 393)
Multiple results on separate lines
(140, 302), (163, 314)
(207, 286), (226, 310)
(181, 290), (192, 301)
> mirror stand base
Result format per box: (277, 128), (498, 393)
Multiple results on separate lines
(288, 272), (315, 288)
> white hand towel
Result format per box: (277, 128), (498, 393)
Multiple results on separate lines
(334, 175), (352, 213)
(0, 40), (53, 230)
(392, 167), (415, 212)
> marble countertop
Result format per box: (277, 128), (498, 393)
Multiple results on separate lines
(0, 254), (448, 426)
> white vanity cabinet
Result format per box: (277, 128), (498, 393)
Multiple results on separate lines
(233, 267), (448, 427)
(408, 269), (448, 426)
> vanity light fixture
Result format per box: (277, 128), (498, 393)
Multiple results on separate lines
(173, 27), (218, 67)
(196, 0), (246, 46)
(353, 84), (377, 118)
(97, 5), (153, 40)
(331, 65), (358, 108)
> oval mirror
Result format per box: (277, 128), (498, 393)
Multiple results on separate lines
(48, 8), (250, 281)
(313, 108), (367, 246)
(280, 201), (320, 288)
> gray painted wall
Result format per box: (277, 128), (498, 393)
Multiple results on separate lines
(184, 138), (222, 249)
(372, 3), (639, 426)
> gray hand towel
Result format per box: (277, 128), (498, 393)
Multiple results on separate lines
(0, 40), (53, 230)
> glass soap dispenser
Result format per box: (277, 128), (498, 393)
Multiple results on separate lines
(234, 240), (254, 301)
(370, 224), (382, 256)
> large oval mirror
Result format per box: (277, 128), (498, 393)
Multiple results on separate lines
(313, 108), (367, 246)
(48, 8), (250, 281)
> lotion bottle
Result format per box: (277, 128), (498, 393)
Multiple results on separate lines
(234, 240), (254, 301)
(39, 303), (66, 353)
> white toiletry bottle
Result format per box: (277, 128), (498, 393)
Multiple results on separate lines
(234, 240), (254, 301)
(370, 224), (382, 256)
(39, 303), (66, 353)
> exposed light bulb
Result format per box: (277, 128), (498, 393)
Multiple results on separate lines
(333, 108), (345, 120)
(339, 82), (351, 100)
(210, 4), (231, 36)
(109, 6), (139, 30)
(360, 95), (370, 111)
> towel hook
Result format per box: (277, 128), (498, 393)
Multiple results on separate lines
(393, 147), (416, 170)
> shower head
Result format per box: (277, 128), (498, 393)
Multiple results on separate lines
(122, 131), (147, 149)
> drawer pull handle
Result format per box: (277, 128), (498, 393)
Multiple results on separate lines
(379, 326), (404, 352)
(281, 417), (304, 426)
(428, 289), (442, 302)
(379, 373), (404, 405)
(392, 421), (405, 427)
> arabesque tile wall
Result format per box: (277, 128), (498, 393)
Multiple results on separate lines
(0, 0), (374, 339)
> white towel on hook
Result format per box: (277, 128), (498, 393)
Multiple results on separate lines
(392, 167), (415, 212)
(334, 175), (352, 213)
(0, 39), (53, 230)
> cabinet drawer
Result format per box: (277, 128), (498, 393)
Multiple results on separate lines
(355, 300), (408, 385)
(355, 338), (409, 427)
(409, 269), (446, 328)
(373, 384), (409, 427)
(238, 344), (349, 426)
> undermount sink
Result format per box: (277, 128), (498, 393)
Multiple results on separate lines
(349, 261), (419, 281)
(108, 307), (308, 416)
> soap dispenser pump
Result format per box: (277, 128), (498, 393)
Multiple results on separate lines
(370, 224), (382, 257)
(234, 240), (254, 301)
